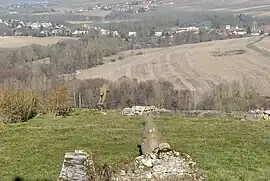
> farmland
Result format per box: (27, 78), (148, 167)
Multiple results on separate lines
(77, 36), (270, 96)
(256, 37), (270, 52)
(0, 36), (78, 48)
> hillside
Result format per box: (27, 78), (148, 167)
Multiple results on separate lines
(0, 36), (78, 48)
(76, 36), (270, 96)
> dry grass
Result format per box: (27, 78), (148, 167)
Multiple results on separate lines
(76, 37), (270, 97)
(0, 36), (78, 48)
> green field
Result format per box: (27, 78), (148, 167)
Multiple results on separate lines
(0, 110), (270, 181)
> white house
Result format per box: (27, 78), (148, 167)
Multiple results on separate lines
(155, 32), (163, 36)
(251, 32), (260, 36)
(128, 32), (136, 37)
(225, 25), (231, 30)
(110, 31), (119, 37)
(100, 28), (110, 35)
(72, 30), (88, 36)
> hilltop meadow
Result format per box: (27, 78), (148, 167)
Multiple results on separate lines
(1, 109), (270, 181)
(0, 3), (270, 180)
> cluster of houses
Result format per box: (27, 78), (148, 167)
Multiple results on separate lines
(0, 19), (73, 36)
(224, 23), (269, 36)
(67, 0), (158, 14)
(0, 17), (269, 38)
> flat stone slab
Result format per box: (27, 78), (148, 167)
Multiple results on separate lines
(58, 151), (89, 181)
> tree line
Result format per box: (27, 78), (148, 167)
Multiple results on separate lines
(1, 76), (269, 124)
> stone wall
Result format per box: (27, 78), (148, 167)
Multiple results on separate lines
(112, 143), (206, 181)
(122, 106), (171, 116)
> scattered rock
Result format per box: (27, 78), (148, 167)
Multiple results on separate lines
(122, 106), (171, 116)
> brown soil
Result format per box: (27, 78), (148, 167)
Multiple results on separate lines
(76, 37), (270, 96)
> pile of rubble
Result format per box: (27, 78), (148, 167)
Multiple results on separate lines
(58, 114), (206, 181)
(179, 110), (226, 117)
(113, 114), (206, 181)
(122, 106), (171, 116)
(112, 143), (206, 181)
(250, 109), (270, 120)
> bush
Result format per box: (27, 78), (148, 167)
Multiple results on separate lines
(197, 80), (264, 111)
(118, 56), (124, 60)
(136, 51), (143, 55)
(75, 78), (267, 111)
(40, 86), (71, 116)
(0, 88), (38, 123)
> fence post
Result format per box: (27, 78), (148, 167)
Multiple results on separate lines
(79, 93), (82, 108)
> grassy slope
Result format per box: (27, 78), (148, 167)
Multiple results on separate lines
(0, 110), (270, 181)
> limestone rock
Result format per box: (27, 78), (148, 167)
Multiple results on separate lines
(122, 106), (171, 116)
(58, 150), (90, 181)
(141, 158), (153, 167)
(114, 113), (206, 180)
(122, 107), (135, 116)
(113, 145), (206, 181)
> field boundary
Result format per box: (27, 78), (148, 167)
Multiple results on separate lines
(246, 36), (270, 57)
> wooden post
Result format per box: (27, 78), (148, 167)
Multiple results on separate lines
(72, 72), (77, 108)
(79, 93), (82, 108)
(73, 92), (76, 108)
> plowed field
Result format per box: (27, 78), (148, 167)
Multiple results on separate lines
(77, 36), (270, 96)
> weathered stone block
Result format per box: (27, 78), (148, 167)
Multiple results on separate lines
(58, 151), (90, 181)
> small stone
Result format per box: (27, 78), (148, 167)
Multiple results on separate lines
(133, 169), (141, 174)
(149, 153), (157, 159)
(141, 158), (153, 167)
(152, 159), (162, 166)
(146, 172), (152, 179)
(158, 143), (171, 150)
(120, 169), (126, 176)
(138, 165), (145, 169)
(174, 151), (180, 157)
(153, 165), (165, 172)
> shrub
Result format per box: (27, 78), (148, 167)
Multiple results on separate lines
(76, 78), (190, 110)
(40, 86), (72, 116)
(0, 88), (38, 123)
(136, 51), (143, 55)
(118, 56), (124, 60)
